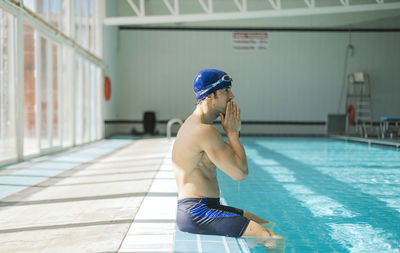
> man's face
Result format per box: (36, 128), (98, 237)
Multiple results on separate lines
(214, 87), (235, 114)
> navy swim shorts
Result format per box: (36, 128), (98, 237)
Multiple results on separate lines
(176, 198), (250, 237)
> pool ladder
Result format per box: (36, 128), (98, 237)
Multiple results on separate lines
(167, 118), (183, 140)
(346, 72), (374, 138)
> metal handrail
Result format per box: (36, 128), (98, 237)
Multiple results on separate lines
(167, 118), (183, 140)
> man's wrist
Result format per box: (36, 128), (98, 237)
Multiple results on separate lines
(226, 130), (239, 137)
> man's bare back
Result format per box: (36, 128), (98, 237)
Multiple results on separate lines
(172, 115), (221, 199)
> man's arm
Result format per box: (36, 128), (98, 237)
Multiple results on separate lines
(201, 102), (248, 181)
(202, 128), (248, 181)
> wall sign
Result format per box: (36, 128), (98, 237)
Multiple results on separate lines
(232, 32), (269, 51)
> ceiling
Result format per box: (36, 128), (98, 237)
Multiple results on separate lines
(105, 0), (400, 29)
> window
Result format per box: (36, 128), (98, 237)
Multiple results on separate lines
(40, 36), (50, 149)
(89, 63), (96, 141)
(52, 43), (60, 146)
(75, 56), (83, 145)
(74, 0), (82, 46)
(0, 9), (16, 162)
(81, 0), (89, 50)
(24, 0), (36, 12)
(37, 0), (48, 22)
(1, 1), (104, 165)
(23, 23), (39, 156)
(61, 46), (73, 147)
(49, 0), (61, 29)
(95, 66), (102, 139)
(82, 60), (89, 143)
(88, 0), (94, 52)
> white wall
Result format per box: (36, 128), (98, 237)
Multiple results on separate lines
(103, 0), (119, 120)
(115, 29), (400, 129)
(103, 0), (120, 136)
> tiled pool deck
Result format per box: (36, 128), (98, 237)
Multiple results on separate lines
(0, 137), (245, 252)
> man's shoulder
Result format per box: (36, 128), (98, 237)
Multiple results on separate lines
(196, 123), (220, 137)
(178, 121), (220, 144)
(181, 118), (217, 134)
(195, 124), (224, 150)
(174, 122), (217, 154)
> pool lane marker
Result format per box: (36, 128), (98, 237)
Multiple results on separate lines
(328, 223), (400, 253)
(247, 148), (357, 218)
(282, 184), (357, 218)
(222, 236), (231, 253)
(238, 239), (251, 253)
(196, 234), (203, 252)
(316, 166), (400, 214)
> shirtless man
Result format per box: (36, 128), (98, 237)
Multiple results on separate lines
(172, 69), (283, 244)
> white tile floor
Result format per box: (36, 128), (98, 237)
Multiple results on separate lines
(0, 138), (173, 253)
(118, 146), (178, 252)
(0, 138), (251, 253)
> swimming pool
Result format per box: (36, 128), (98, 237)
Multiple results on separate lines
(213, 137), (400, 252)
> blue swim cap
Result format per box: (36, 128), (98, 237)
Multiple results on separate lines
(193, 69), (232, 102)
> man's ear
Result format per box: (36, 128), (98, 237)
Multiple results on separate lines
(204, 95), (213, 106)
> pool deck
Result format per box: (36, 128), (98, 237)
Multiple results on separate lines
(331, 135), (400, 149)
(0, 137), (249, 253)
(0, 138), (176, 252)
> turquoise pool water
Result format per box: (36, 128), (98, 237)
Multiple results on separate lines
(215, 137), (400, 252)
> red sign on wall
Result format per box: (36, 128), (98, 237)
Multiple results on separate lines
(232, 32), (269, 51)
